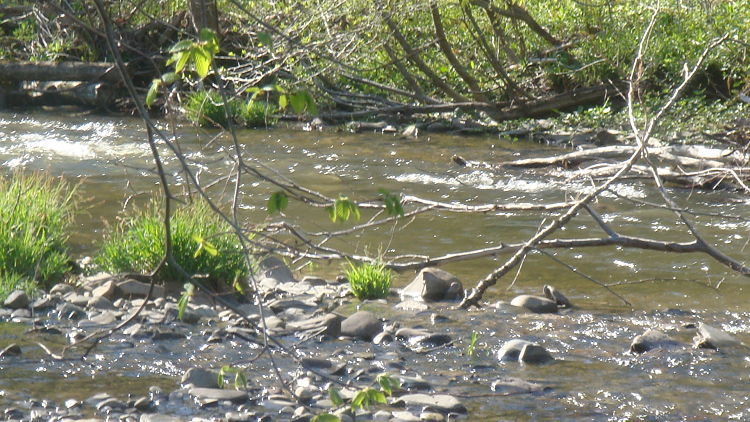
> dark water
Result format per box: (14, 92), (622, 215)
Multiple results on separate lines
(1, 111), (750, 420)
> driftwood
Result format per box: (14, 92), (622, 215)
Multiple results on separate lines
(0, 61), (119, 83)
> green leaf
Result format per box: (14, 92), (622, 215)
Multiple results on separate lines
(290, 92), (306, 114)
(368, 389), (386, 404)
(174, 51), (191, 74)
(311, 414), (340, 422)
(168, 39), (194, 53)
(257, 32), (273, 47)
(326, 205), (336, 222)
(351, 390), (367, 410)
(329, 387), (344, 407)
(234, 371), (247, 390)
(302, 90), (318, 115)
(378, 189), (404, 217)
(193, 47), (212, 79)
(177, 283), (194, 321)
(267, 191), (288, 215)
(278, 94), (287, 110)
(146, 79), (161, 108)
(161, 72), (177, 84)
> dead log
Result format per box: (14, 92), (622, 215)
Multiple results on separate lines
(0, 61), (119, 83)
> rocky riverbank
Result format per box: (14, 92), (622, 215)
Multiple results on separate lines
(1, 256), (749, 421)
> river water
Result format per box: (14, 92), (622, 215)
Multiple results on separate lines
(1, 111), (750, 420)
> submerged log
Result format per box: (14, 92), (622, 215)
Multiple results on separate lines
(5, 81), (114, 108)
(0, 61), (119, 83)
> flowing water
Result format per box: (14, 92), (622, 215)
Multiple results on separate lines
(1, 110), (750, 420)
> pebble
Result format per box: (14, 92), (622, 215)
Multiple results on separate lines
(630, 329), (680, 354)
(497, 339), (554, 364)
(181, 367), (219, 389)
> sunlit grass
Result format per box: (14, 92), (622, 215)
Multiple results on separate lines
(346, 261), (392, 300)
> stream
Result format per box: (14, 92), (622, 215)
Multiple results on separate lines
(1, 110), (750, 421)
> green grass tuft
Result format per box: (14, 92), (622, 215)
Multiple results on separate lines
(0, 172), (76, 301)
(346, 261), (392, 300)
(184, 90), (277, 128)
(95, 201), (249, 285)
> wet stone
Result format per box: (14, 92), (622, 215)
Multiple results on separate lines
(92, 280), (117, 300)
(63, 292), (91, 308)
(372, 410), (392, 421)
(181, 367), (220, 389)
(341, 311), (383, 341)
(226, 411), (256, 422)
(390, 410), (422, 421)
(4, 290), (30, 309)
(50, 283), (74, 296)
(133, 397), (153, 411)
(401, 268), (463, 302)
(491, 377), (548, 393)
(64, 399), (82, 409)
(393, 394), (467, 414)
(31, 295), (58, 311)
(79, 311), (118, 327)
(510, 295), (558, 314)
(0, 343), (22, 357)
(57, 303), (86, 320)
(189, 388), (248, 404)
(87, 296), (116, 310)
(497, 339), (554, 364)
(694, 323), (741, 350)
(630, 329), (680, 354)
(10, 308), (31, 319)
(115, 279), (165, 299)
(394, 300), (430, 312)
(419, 411), (445, 421)
(95, 397), (126, 412)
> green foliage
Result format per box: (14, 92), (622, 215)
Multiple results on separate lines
(351, 387), (387, 411)
(0, 172), (76, 301)
(184, 90), (243, 128)
(96, 200), (248, 285)
(327, 196), (360, 223)
(243, 100), (278, 128)
(177, 282), (194, 320)
(328, 387), (344, 406)
(378, 189), (404, 217)
(267, 191), (289, 215)
(311, 415), (340, 422)
(376, 373), (401, 396)
(466, 330), (479, 357)
(166, 28), (220, 79)
(217, 365), (248, 390)
(345, 261), (392, 300)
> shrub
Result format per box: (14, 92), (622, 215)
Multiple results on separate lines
(96, 201), (249, 285)
(346, 261), (392, 300)
(0, 172), (76, 300)
(241, 100), (278, 128)
(184, 90), (244, 128)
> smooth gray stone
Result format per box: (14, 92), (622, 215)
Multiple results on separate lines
(400, 268), (463, 302)
(95, 398), (126, 411)
(510, 295), (558, 313)
(694, 323), (741, 350)
(10, 308), (31, 319)
(78, 311), (117, 327)
(341, 311), (382, 341)
(116, 279), (164, 299)
(390, 411), (421, 422)
(86, 296), (116, 310)
(189, 388), (248, 403)
(49, 283), (74, 296)
(630, 329), (680, 353)
(259, 256), (296, 283)
(63, 292), (91, 308)
(497, 339), (554, 364)
(91, 280), (117, 300)
(491, 377), (548, 393)
(4, 290), (30, 309)
(394, 300), (430, 312)
(57, 303), (86, 320)
(30, 295), (58, 311)
(392, 394), (467, 414)
(181, 367), (220, 389)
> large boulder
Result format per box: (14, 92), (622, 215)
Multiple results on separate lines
(340, 311), (382, 341)
(400, 268), (463, 302)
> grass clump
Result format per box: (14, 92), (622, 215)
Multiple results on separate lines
(0, 172), (76, 301)
(96, 201), (249, 286)
(184, 90), (277, 128)
(346, 261), (392, 300)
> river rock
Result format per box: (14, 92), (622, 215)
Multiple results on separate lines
(510, 295), (558, 314)
(630, 329), (680, 354)
(490, 377), (548, 393)
(4, 290), (30, 309)
(497, 339), (554, 364)
(390, 411), (421, 422)
(181, 367), (220, 389)
(49, 283), (74, 296)
(140, 415), (186, 422)
(287, 313), (342, 338)
(392, 394), (467, 414)
(0, 343), (22, 357)
(87, 296), (116, 310)
(543, 285), (572, 308)
(95, 397), (126, 412)
(115, 279), (164, 299)
(401, 268), (464, 302)
(189, 388), (248, 404)
(57, 303), (86, 320)
(78, 311), (118, 328)
(693, 323), (741, 350)
(91, 280), (117, 300)
(259, 256), (296, 283)
(395, 300), (430, 312)
(340, 311), (382, 340)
